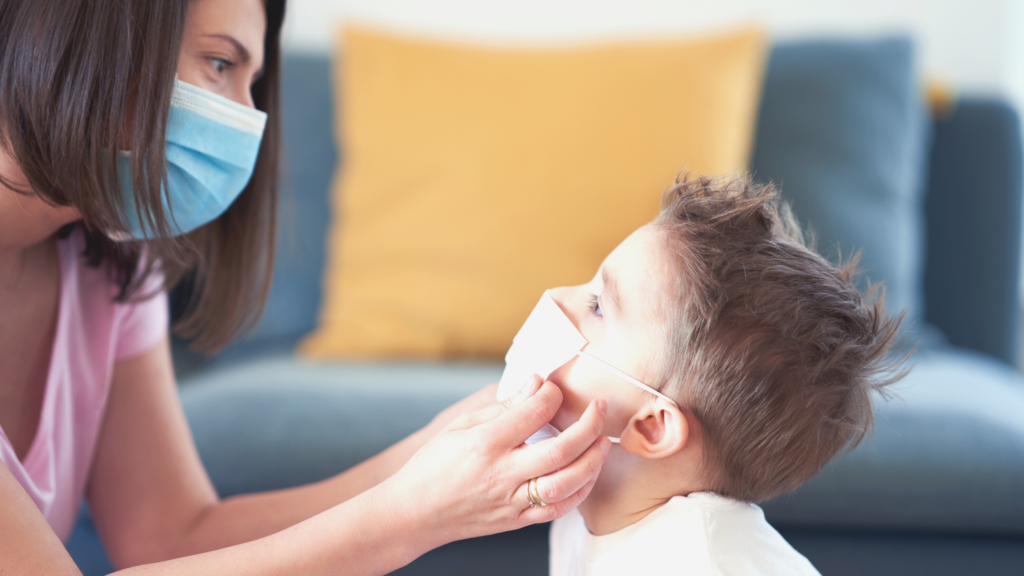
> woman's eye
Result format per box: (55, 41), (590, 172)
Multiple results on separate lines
(210, 57), (233, 74)
(588, 293), (603, 318)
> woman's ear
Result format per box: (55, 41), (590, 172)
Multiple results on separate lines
(618, 400), (688, 459)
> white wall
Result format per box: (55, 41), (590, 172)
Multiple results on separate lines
(281, 0), (1024, 103)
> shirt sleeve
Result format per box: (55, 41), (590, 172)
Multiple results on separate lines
(114, 271), (170, 360)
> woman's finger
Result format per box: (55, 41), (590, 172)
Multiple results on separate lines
(476, 380), (567, 446)
(445, 375), (543, 432)
(382, 379), (605, 546)
(498, 375), (543, 410)
(520, 434), (610, 507)
(515, 398), (607, 479)
(516, 475), (600, 525)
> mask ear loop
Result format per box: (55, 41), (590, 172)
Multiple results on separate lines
(574, 351), (680, 445)
(575, 351), (679, 407)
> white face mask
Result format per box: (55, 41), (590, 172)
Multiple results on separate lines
(497, 290), (678, 444)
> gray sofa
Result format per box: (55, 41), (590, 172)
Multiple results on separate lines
(68, 38), (1024, 575)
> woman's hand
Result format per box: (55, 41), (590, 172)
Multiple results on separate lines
(422, 383), (499, 436)
(379, 375), (611, 549)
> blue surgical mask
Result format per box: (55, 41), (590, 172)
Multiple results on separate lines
(114, 78), (268, 239)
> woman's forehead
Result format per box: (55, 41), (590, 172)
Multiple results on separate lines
(186, 0), (267, 61)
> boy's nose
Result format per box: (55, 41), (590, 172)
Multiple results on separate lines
(548, 286), (572, 311)
(548, 286), (585, 331)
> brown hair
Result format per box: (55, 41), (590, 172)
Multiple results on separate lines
(653, 174), (908, 503)
(0, 0), (286, 351)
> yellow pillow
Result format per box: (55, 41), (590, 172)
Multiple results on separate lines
(301, 26), (766, 360)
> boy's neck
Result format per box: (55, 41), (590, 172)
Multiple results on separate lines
(576, 447), (706, 536)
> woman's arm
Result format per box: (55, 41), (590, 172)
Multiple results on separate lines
(0, 461), (81, 575)
(6, 335), (606, 575)
(122, 384), (608, 576)
(1, 423), (417, 576)
(112, 480), (461, 576)
(88, 337), (498, 567)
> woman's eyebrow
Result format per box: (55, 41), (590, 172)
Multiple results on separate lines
(204, 34), (251, 64)
(601, 267), (621, 313)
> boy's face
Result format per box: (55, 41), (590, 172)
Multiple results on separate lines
(547, 225), (676, 439)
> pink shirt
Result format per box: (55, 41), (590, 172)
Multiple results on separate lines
(0, 228), (168, 541)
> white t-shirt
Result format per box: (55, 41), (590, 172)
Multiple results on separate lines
(550, 492), (820, 576)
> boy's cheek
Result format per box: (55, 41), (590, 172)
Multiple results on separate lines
(550, 403), (631, 440)
(546, 369), (586, 429)
(550, 407), (582, 433)
(549, 392), (590, 432)
(547, 368), (619, 434)
(548, 384), (627, 437)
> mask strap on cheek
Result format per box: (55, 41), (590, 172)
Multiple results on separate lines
(575, 350), (680, 407)
(573, 351), (680, 446)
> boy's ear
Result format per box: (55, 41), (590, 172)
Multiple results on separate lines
(619, 400), (688, 459)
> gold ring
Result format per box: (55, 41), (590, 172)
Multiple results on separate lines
(528, 477), (547, 508)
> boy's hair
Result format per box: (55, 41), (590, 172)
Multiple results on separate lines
(653, 174), (908, 503)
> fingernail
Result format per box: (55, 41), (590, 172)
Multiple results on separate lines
(601, 437), (612, 455)
(597, 399), (608, 415)
(513, 376), (540, 405)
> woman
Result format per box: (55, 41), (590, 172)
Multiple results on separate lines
(0, 0), (611, 573)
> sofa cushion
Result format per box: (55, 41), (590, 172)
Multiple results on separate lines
(762, 347), (1024, 537)
(750, 38), (929, 323)
(182, 345), (1024, 537)
(179, 356), (498, 496)
(77, 349), (1024, 574)
(301, 25), (767, 360)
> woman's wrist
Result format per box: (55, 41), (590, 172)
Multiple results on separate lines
(377, 466), (452, 553)
(263, 480), (443, 576)
(351, 476), (449, 571)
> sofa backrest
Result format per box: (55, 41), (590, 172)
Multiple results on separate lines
(214, 49), (1022, 367)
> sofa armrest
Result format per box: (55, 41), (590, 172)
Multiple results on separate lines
(923, 98), (1023, 366)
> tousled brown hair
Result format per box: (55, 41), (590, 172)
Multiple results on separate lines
(0, 0), (286, 352)
(653, 174), (908, 503)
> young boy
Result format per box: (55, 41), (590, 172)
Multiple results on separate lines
(497, 174), (906, 575)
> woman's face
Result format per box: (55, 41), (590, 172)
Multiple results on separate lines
(0, 0), (268, 250)
(177, 0), (267, 108)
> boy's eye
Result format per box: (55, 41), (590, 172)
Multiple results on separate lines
(588, 293), (603, 318)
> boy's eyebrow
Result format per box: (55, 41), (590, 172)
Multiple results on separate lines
(602, 267), (621, 313)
